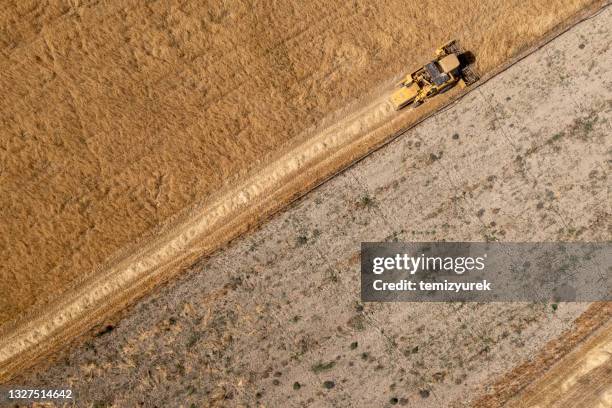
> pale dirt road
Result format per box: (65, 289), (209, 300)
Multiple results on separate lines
(505, 322), (612, 408)
(8, 7), (611, 407)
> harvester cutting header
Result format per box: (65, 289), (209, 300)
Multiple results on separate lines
(390, 40), (479, 110)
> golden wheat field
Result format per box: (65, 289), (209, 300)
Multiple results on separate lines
(0, 0), (600, 330)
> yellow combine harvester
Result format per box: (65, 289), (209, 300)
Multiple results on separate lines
(390, 40), (479, 110)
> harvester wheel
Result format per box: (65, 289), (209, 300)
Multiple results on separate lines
(445, 40), (462, 55)
(461, 66), (480, 85)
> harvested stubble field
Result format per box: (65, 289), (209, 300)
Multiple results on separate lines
(0, 0), (606, 379)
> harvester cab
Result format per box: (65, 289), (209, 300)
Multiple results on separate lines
(390, 40), (479, 110)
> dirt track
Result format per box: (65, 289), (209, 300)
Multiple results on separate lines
(9, 7), (611, 406)
(506, 321), (612, 407)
